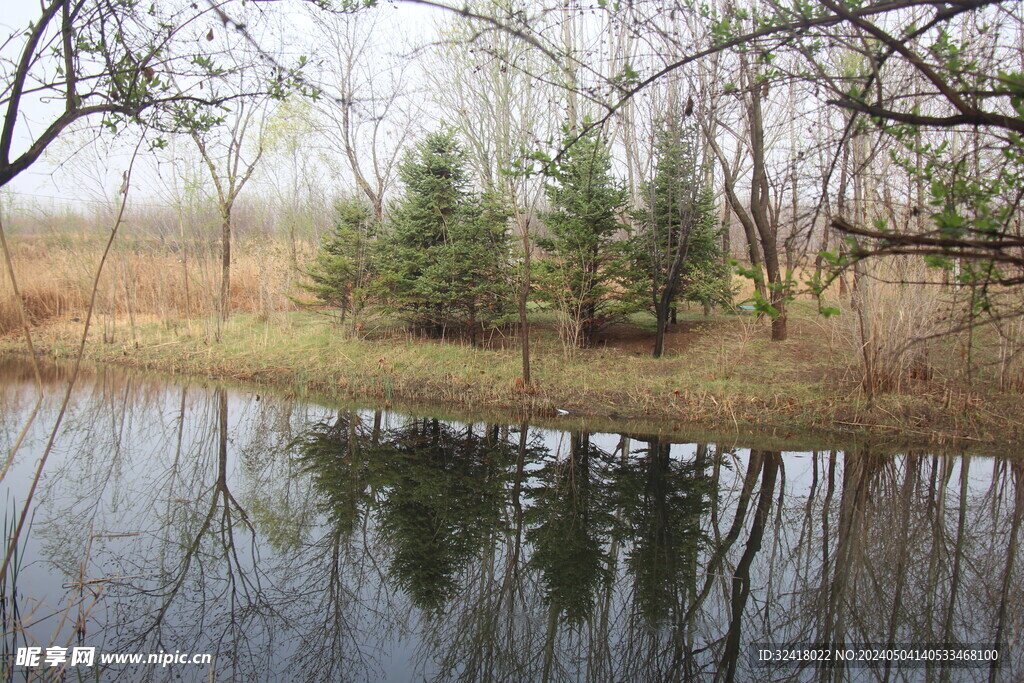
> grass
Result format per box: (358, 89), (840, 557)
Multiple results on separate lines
(3, 301), (1021, 449)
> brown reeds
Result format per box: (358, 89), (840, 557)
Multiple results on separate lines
(0, 235), (311, 336)
(820, 255), (1024, 400)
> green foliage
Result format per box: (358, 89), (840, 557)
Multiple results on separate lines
(536, 126), (636, 347)
(736, 263), (798, 318)
(882, 111), (1024, 310)
(680, 223), (732, 310)
(293, 411), (376, 538)
(301, 199), (378, 331)
(526, 433), (615, 624)
(375, 420), (509, 613)
(42, 2), (310, 136)
(610, 63), (640, 92)
(631, 121), (730, 319)
(609, 440), (713, 626)
(379, 130), (514, 341)
(296, 415), (512, 613)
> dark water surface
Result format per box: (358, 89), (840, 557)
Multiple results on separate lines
(0, 358), (1021, 681)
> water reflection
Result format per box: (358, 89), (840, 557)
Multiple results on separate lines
(0, 362), (1020, 681)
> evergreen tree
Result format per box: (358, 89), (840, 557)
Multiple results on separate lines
(678, 199), (731, 313)
(632, 120), (729, 357)
(301, 199), (378, 336)
(380, 130), (513, 343)
(537, 127), (635, 349)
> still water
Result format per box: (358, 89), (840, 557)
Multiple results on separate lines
(0, 359), (1020, 681)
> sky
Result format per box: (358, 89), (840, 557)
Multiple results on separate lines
(0, 0), (448, 214)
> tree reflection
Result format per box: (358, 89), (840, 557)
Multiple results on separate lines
(720, 451), (780, 682)
(526, 432), (614, 627)
(614, 436), (713, 628)
(375, 418), (510, 613)
(3, 364), (1024, 682)
(298, 414), (514, 614)
(127, 387), (277, 679)
(294, 409), (377, 538)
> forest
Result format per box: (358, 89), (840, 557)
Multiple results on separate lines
(2, 0), (1024, 442)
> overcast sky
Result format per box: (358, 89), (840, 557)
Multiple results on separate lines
(0, 0), (446, 214)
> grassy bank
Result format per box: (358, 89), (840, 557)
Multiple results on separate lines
(2, 304), (1021, 448)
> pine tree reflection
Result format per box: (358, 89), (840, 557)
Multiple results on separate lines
(298, 414), (514, 614)
(526, 432), (614, 628)
(375, 418), (510, 613)
(288, 408), (387, 680)
(295, 409), (377, 538)
(614, 436), (712, 629)
(607, 438), (714, 682)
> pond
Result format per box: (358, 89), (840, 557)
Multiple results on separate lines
(0, 358), (1019, 681)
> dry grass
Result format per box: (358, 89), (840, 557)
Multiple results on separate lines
(0, 234), (313, 337)
(4, 302), (1021, 446)
(823, 257), (948, 393)
(812, 257), (1024, 397)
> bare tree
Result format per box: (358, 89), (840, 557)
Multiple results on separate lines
(311, 9), (418, 224)
(701, 56), (792, 340)
(191, 99), (265, 323)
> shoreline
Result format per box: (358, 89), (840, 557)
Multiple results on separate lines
(1, 313), (1020, 452)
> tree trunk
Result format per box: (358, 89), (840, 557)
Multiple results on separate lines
(581, 255), (599, 348)
(519, 220), (531, 386)
(653, 285), (676, 358)
(653, 311), (668, 359)
(583, 300), (597, 348)
(220, 204), (232, 321)
(747, 73), (786, 340)
(703, 122), (768, 303)
(722, 202), (732, 264)
(771, 306), (787, 341)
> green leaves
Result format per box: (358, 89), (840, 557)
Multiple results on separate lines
(818, 306), (841, 318)
(536, 126), (635, 347)
(734, 262), (796, 319)
(610, 63), (640, 92)
(733, 260), (764, 284)
(996, 70), (1024, 117)
(380, 130), (514, 337)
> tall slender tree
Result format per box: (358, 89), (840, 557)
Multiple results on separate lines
(191, 98), (265, 324)
(633, 118), (726, 357)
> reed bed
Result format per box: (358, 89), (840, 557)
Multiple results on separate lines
(1, 234), (314, 337)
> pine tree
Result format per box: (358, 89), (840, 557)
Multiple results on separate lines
(632, 120), (728, 357)
(380, 130), (513, 343)
(678, 191), (731, 314)
(301, 198), (377, 336)
(537, 127), (635, 349)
